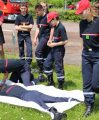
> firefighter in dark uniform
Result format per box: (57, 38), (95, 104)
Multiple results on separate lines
(33, 4), (53, 81)
(0, 10), (5, 59)
(76, 0), (99, 117)
(15, 3), (34, 65)
(44, 12), (68, 89)
(0, 59), (33, 86)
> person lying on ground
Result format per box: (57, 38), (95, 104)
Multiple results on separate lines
(0, 82), (81, 120)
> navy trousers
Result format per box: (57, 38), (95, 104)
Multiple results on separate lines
(18, 34), (32, 64)
(44, 46), (65, 82)
(22, 90), (69, 109)
(82, 50), (99, 106)
(35, 36), (50, 73)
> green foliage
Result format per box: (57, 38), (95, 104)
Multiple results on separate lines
(48, 0), (64, 7)
(67, 0), (72, 5)
(50, 8), (81, 22)
(28, 0), (81, 22)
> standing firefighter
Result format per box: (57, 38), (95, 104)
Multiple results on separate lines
(15, 3), (34, 65)
(33, 4), (52, 80)
(44, 12), (68, 89)
(76, 0), (99, 117)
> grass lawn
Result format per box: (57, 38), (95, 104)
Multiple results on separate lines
(0, 64), (99, 120)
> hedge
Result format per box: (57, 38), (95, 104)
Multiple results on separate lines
(29, 7), (81, 22)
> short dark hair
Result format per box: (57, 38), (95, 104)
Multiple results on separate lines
(20, 2), (27, 7)
(35, 4), (43, 10)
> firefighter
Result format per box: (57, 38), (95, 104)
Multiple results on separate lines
(0, 59), (33, 86)
(75, 0), (99, 117)
(44, 12), (68, 89)
(0, 83), (81, 120)
(0, 10), (5, 59)
(15, 3), (34, 65)
(33, 4), (52, 80)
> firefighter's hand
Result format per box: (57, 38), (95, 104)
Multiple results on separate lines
(47, 40), (52, 44)
(19, 25), (27, 31)
(47, 42), (56, 47)
(33, 39), (37, 46)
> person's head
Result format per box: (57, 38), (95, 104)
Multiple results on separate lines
(20, 2), (28, 15)
(93, 1), (99, 16)
(40, 2), (49, 13)
(75, 0), (95, 21)
(47, 12), (59, 26)
(35, 4), (45, 16)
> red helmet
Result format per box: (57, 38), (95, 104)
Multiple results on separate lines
(47, 11), (59, 23)
(75, 0), (90, 14)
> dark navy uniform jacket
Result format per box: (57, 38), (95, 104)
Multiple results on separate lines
(80, 17), (99, 50)
(15, 14), (34, 35)
(53, 22), (68, 46)
(0, 59), (29, 73)
(37, 14), (51, 38)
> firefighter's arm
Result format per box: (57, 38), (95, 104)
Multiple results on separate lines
(3, 73), (8, 81)
(48, 28), (54, 43)
(47, 40), (68, 47)
(32, 27), (39, 46)
(1, 72), (9, 85)
(21, 24), (33, 31)
(0, 72), (8, 89)
(15, 25), (28, 31)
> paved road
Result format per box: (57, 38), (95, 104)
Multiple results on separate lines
(2, 21), (82, 65)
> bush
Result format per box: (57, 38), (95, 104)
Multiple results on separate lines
(49, 8), (81, 22)
(48, 0), (64, 7)
(28, 2), (81, 22)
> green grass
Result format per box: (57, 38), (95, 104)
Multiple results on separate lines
(0, 64), (99, 120)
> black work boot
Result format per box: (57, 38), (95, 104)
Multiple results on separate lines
(49, 107), (67, 120)
(38, 73), (47, 82)
(47, 75), (55, 86)
(83, 105), (94, 117)
(58, 81), (64, 90)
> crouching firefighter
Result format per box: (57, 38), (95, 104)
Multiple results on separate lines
(0, 59), (34, 86)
